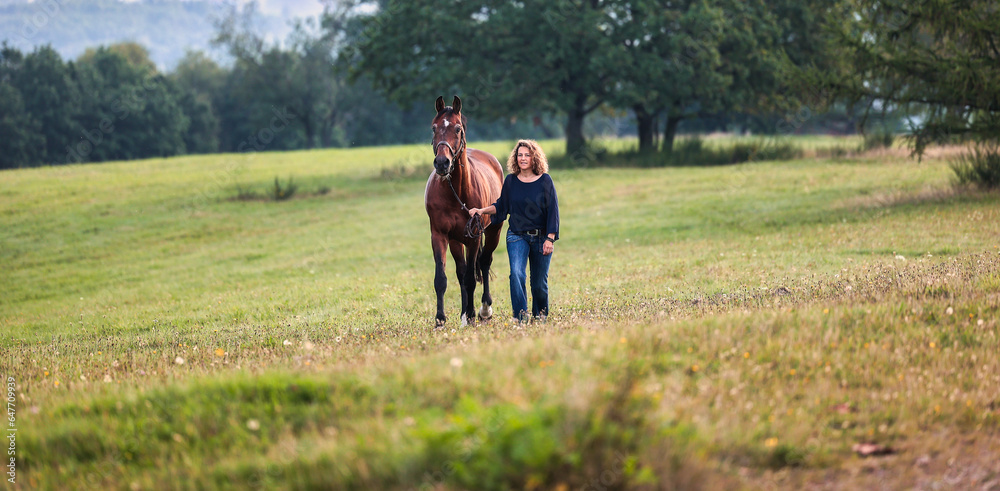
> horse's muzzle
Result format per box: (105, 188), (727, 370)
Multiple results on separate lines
(433, 156), (452, 176)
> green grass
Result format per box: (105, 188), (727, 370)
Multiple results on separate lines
(2, 137), (1000, 489)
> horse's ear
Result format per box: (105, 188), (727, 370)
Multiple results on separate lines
(452, 95), (462, 114)
(435, 96), (445, 113)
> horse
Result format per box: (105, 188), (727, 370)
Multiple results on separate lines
(425, 95), (505, 327)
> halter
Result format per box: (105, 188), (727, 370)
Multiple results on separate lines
(433, 137), (466, 177)
(433, 137), (483, 239)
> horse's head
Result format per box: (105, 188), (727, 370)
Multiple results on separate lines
(431, 95), (467, 177)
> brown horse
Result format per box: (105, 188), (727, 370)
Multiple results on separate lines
(425, 96), (504, 327)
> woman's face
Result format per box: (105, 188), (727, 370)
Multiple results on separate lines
(517, 146), (532, 173)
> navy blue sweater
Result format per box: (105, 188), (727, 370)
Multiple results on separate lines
(491, 173), (560, 240)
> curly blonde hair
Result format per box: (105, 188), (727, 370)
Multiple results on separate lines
(506, 139), (548, 175)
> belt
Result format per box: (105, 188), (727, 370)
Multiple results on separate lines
(524, 229), (542, 236)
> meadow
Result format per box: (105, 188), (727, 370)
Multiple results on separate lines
(2, 136), (999, 489)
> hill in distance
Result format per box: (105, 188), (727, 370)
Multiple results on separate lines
(0, 0), (326, 69)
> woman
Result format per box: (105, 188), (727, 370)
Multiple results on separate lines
(469, 140), (559, 322)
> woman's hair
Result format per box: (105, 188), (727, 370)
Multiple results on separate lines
(506, 139), (548, 175)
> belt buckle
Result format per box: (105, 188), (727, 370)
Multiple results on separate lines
(527, 229), (539, 236)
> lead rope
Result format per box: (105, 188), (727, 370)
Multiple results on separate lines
(445, 175), (485, 239)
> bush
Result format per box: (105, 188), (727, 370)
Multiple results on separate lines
(668, 137), (729, 166)
(233, 183), (261, 201)
(950, 142), (1000, 189)
(271, 176), (298, 201)
(862, 129), (895, 151)
(728, 139), (803, 163)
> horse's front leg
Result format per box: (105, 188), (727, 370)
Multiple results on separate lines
(462, 239), (481, 325)
(432, 232), (449, 327)
(449, 240), (471, 326)
(478, 225), (502, 321)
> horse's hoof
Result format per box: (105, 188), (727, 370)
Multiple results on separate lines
(435, 318), (446, 329)
(460, 313), (469, 327)
(478, 305), (493, 321)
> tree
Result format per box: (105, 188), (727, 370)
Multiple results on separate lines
(608, 0), (731, 153)
(820, 0), (1000, 155)
(171, 50), (226, 154)
(0, 44), (44, 169)
(345, 0), (622, 156)
(6, 44), (82, 165)
(72, 44), (189, 162)
(213, 4), (343, 149)
(638, 0), (850, 153)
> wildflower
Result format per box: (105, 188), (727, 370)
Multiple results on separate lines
(691, 364), (699, 372)
(174, 356), (185, 365)
(619, 337), (627, 344)
(246, 419), (260, 431)
(744, 352), (750, 359)
(946, 307), (954, 315)
(215, 348), (225, 357)
(283, 340), (292, 346)
(450, 357), (463, 368)
(765, 438), (778, 448)
(54, 380), (59, 387)
(929, 342), (936, 349)
(789, 369), (796, 376)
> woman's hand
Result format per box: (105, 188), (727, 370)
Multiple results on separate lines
(543, 239), (554, 255)
(468, 208), (479, 217)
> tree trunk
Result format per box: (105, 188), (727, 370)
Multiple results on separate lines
(634, 104), (655, 153)
(565, 102), (587, 157)
(303, 115), (316, 149)
(320, 109), (338, 148)
(662, 115), (683, 153)
(652, 111), (660, 150)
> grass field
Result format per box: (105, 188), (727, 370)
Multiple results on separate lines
(2, 137), (999, 489)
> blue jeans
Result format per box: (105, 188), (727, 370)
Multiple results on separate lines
(506, 231), (552, 321)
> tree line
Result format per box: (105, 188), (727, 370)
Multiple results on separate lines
(2, 0), (997, 172)
(0, 8), (553, 169)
